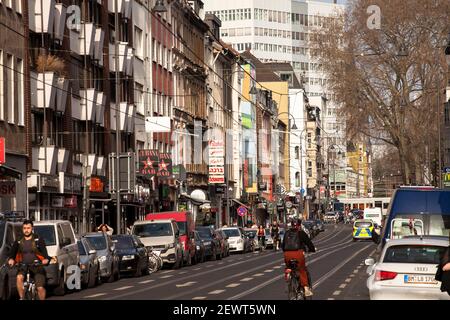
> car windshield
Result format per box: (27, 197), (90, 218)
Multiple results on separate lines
(34, 225), (57, 246)
(133, 223), (173, 237)
(113, 236), (134, 249)
(390, 214), (450, 239)
(355, 222), (372, 228)
(196, 228), (212, 239)
(85, 236), (107, 250)
(77, 241), (87, 255)
(176, 222), (187, 236)
(383, 245), (447, 264)
(222, 229), (240, 237)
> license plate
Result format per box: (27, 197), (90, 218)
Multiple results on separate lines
(404, 274), (438, 284)
(153, 251), (161, 256)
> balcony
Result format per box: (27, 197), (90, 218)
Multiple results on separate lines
(31, 146), (58, 175)
(108, 0), (124, 13)
(54, 3), (67, 41)
(97, 156), (106, 176)
(30, 72), (57, 110)
(80, 89), (97, 121)
(71, 95), (82, 120)
(110, 103), (128, 131)
(57, 148), (70, 172)
(28, 0), (55, 34)
(109, 42), (129, 73)
(69, 23), (95, 56)
(94, 28), (105, 62)
(81, 154), (98, 176)
(55, 77), (68, 113)
(95, 92), (106, 126)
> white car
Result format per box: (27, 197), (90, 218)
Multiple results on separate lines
(365, 236), (450, 300)
(222, 227), (246, 253)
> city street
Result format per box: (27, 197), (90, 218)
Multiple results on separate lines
(50, 224), (376, 300)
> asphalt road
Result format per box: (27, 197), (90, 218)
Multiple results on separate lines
(50, 224), (376, 300)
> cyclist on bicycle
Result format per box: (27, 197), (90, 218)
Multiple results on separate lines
(282, 218), (316, 297)
(257, 225), (265, 249)
(270, 221), (280, 250)
(7, 219), (53, 300)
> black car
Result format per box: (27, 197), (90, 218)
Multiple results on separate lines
(195, 226), (221, 261)
(315, 220), (325, 232)
(0, 218), (22, 300)
(302, 221), (319, 238)
(193, 230), (205, 264)
(111, 235), (149, 277)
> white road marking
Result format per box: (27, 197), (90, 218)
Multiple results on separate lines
(349, 274), (355, 278)
(83, 293), (107, 298)
(273, 266), (282, 269)
(176, 281), (197, 288)
(114, 286), (134, 291)
(264, 269), (274, 273)
(254, 273), (264, 277)
(327, 298), (336, 300)
(139, 280), (154, 284)
(161, 275), (173, 279)
(226, 283), (241, 288)
(240, 277), (253, 282)
(193, 267), (201, 271)
(192, 296), (207, 300)
(218, 262), (224, 265)
(179, 271), (187, 274)
(333, 290), (341, 296)
(206, 264), (213, 268)
(353, 269), (359, 274)
(208, 289), (225, 295)
(339, 283), (347, 289)
(345, 278), (352, 283)
(162, 270), (174, 274)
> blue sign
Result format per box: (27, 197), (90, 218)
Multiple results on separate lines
(444, 167), (450, 173)
(300, 188), (305, 195)
(237, 206), (248, 217)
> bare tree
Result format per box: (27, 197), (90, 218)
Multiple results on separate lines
(310, 0), (450, 184)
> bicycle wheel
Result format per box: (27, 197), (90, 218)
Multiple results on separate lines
(287, 275), (299, 300)
(157, 255), (163, 270)
(148, 255), (159, 273)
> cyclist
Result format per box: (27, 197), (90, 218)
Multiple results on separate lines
(270, 221), (280, 250)
(282, 218), (316, 297)
(257, 225), (265, 250)
(7, 219), (53, 300)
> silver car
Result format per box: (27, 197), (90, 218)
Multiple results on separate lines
(77, 238), (100, 288)
(82, 233), (120, 283)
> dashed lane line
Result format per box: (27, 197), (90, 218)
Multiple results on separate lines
(241, 277), (253, 282)
(339, 284), (347, 289)
(254, 273), (264, 277)
(192, 296), (207, 300)
(345, 278), (352, 283)
(161, 275), (173, 279)
(83, 293), (107, 298)
(139, 280), (155, 284)
(176, 281), (197, 288)
(209, 289), (226, 295)
(264, 269), (274, 273)
(332, 290), (341, 296)
(114, 286), (134, 291)
(226, 283), (241, 288)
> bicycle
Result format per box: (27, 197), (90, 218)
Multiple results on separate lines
(14, 261), (44, 300)
(284, 259), (312, 300)
(147, 247), (163, 273)
(258, 236), (265, 253)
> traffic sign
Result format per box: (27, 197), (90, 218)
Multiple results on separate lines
(300, 188), (305, 195)
(237, 206), (248, 217)
(444, 167), (450, 173)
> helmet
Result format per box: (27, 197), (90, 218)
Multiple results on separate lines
(290, 218), (302, 230)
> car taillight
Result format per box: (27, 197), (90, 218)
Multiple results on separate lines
(375, 270), (398, 281)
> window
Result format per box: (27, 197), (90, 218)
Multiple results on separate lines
(17, 58), (24, 126)
(295, 146), (299, 159)
(6, 54), (14, 124)
(295, 172), (300, 187)
(134, 27), (144, 59)
(135, 83), (144, 115)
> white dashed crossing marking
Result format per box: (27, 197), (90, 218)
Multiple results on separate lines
(254, 273), (264, 277)
(240, 277), (253, 282)
(264, 269), (274, 273)
(339, 284), (347, 289)
(226, 283), (241, 288)
(332, 290), (341, 296)
(345, 278), (352, 283)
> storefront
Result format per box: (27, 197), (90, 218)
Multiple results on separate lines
(0, 154), (26, 215)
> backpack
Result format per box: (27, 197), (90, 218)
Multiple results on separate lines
(16, 235), (45, 263)
(283, 230), (300, 251)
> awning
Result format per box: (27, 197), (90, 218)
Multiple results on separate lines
(232, 199), (249, 209)
(0, 165), (22, 180)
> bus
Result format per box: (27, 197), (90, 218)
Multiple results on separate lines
(339, 197), (391, 216)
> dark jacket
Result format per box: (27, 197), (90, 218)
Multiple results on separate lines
(282, 228), (316, 253)
(8, 234), (50, 263)
(436, 246), (450, 295)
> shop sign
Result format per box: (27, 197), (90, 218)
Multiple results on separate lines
(89, 176), (105, 193)
(0, 137), (5, 164)
(40, 175), (59, 190)
(157, 153), (172, 178)
(63, 174), (82, 194)
(52, 196), (64, 208)
(139, 150), (159, 178)
(64, 195), (78, 208)
(0, 181), (15, 197)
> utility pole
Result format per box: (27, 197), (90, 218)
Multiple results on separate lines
(115, 0), (121, 234)
(438, 79), (442, 188)
(40, 0), (47, 177)
(82, 1), (90, 234)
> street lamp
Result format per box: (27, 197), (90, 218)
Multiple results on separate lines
(153, 0), (167, 12)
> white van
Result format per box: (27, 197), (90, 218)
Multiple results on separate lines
(363, 207), (382, 228)
(33, 220), (79, 296)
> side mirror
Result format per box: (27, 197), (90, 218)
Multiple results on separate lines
(88, 249), (97, 255)
(365, 258), (375, 266)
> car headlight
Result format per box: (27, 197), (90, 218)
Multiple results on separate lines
(98, 256), (107, 263)
(166, 243), (175, 249)
(238, 238), (243, 244)
(122, 255), (135, 261)
(196, 245), (200, 250)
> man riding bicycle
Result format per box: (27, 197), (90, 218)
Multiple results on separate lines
(282, 218), (316, 297)
(7, 220), (53, 300)
(270, 221), (280, 250)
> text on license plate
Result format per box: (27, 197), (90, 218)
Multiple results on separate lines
(404, 274), (438, 284)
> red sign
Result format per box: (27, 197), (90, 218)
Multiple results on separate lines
(139, 150), (159, 178)
(237, 206), (248, 217)
(0, 137), (5, 164)
(64, 195), (78, 208)
(209, 176), (225, 184)
(157, 153), (172, 178)
(89, 177), (104, 193)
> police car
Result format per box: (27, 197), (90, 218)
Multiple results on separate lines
(353, 219), (375, 241)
